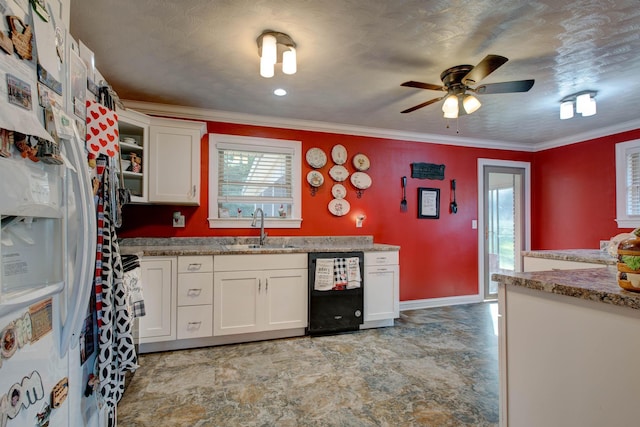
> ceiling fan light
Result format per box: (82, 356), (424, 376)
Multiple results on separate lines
(260, 55), (275, 78)
(463, 95), (481, 114)
(282, 47), (297, 75)
(560, 101), (574, 120)
(581, 97), (596, 117)
(443, 110), (458, 119)
(442, 95), (459, 114)
(575, 93), (591, 114)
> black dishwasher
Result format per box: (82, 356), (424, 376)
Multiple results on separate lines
(307, 252), (364, 335)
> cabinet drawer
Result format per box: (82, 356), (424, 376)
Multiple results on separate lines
(177, 272), (213, 306)
(177, 305), (213, 339)
(178, 256), (213, 273)
(364, 251), (399, 266)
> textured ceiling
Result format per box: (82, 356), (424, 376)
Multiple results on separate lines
(69, 0), (640, 148)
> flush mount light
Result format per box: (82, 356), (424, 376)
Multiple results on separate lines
(257, 30), (297, 78)
(559, 90), (597, 120)
(273, 88), (287, 96)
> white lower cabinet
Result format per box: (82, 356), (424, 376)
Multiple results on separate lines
(213, 254), (307, 336)
(176, 256), (213, 339)
(139, 257), (176, 343)
(362, 251), (399, 328)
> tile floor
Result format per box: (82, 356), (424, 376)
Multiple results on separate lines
(117, 302), (499, 426)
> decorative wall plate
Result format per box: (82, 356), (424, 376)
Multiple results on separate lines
(306, 147), (327, 169)
(328, 198), (351, 216)
(329, 165), (349, 182)
(352, 153), (370, 171)
(307, 170), (324, 187)
(331, 183), (347, 199)
(351, 172), (372, 189)
(331, 144), (348, 165)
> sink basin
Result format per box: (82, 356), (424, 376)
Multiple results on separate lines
(224, 244), (298, 251)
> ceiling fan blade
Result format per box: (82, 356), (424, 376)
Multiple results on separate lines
(462, 54), (509, 85)
(401, 81), (445, 91)
(475, 79), (535, 94)
(401, 97), (444, 114)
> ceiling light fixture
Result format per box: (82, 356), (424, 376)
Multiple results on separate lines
(274, 88), (287, 96)
(257, 30), (297, 78)
(559, 90), (597, 120)
(442, 94), (459, 118)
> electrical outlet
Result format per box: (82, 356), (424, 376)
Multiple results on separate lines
(173, 212), (185, 228)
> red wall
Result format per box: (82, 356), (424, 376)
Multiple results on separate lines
(118, 121), (531, 302)
(530, 129), (640, 249)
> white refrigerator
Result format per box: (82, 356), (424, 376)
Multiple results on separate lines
(0, 125), (102, 426)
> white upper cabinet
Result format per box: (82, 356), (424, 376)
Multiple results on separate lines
(148, 117), (206, 205)
(117, 109), (150, 203)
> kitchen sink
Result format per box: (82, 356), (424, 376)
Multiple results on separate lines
(224, 243), (298, 251)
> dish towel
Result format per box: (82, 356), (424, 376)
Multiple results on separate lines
(314, 258), (334, 291)
(346, 257), (361, 289)
(333, 258), (348, 290)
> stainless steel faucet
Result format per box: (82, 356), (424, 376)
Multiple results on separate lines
(251, 208), (268, 246)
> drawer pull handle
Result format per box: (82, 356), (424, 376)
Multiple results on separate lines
(266, 278), (268, 292)
(187, 321), (202, 329)
(187, 263), (202, 271)
(187, 288), (202, 296)
(258, 279), (261, 293)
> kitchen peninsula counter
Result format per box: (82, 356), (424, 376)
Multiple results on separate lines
(521, 248), (616, 265)
(120, 236), (399, 256)
(494, 266), (640, 426)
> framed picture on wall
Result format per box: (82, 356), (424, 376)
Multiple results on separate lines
(418, 187), (440, 219)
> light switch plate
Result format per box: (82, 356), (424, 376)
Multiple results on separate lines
(173, 212), (185, 227)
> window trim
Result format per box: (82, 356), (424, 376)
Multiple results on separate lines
(615, 139), (640, 228)
(208, 133), (302, 229)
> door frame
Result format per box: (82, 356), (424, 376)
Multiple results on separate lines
(477, 159), (531, 300)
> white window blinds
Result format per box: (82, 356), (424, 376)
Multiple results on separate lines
(626, 150), (640, 215)
(217, 147), (293, 203)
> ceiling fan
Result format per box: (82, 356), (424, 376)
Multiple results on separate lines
(400, 55), (534, 118)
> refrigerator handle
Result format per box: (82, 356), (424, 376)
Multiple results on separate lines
(60, 133), (98, 356)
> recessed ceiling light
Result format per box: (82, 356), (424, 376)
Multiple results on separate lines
(274, 88), (287, 96)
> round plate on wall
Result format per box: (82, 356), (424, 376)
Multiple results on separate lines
(329, 165), (349, 182)
(351, 171), (372, 189)
(331, 144), (348, 165)
(352, 153), (370, 171)
(306, 148), (327, 169)
(328, 198), (351, 216)
(307, 170), (324, 187)
(332, 183), (347, 199)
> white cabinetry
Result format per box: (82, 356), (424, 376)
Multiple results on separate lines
(139, 257), (176, 343)
(362, 251), (399, 328)
(148, 118), (206, 205)
(213, 254), (307, 336)
(117, 109), (150, 203)
(176, 256), (213, 339)
(523, 256), (606, 272)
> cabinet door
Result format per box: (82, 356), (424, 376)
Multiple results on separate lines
(364, 265), (399, 321)
(263, 268), (308, 331)
(213, 270), (261, 336)
(148, 121), (204, 205)
(139, 257), (176, 343)
(117, 109), (150, 203)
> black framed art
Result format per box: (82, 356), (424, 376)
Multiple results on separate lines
(418, 187), (440, 219)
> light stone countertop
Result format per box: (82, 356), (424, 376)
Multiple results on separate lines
(521, 249), (616, 265)
(492, 266), (640, 311)
(119, 236), (400, 257)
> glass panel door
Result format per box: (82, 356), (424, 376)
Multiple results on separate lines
(484, 166), (525, 299)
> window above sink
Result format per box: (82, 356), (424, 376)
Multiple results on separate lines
(207, 134), (302, 229)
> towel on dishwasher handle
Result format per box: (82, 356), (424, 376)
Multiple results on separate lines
(346, 257), (361, 289)
(314, 258), (334, 291)
(333, 258), (348, 290)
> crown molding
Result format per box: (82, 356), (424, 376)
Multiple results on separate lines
(122, 100), (536, 152)
(534, 118), (640, 151)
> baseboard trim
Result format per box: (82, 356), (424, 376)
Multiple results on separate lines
(400, 294), (484, 311)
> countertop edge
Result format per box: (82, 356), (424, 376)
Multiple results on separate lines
(493, 267), (640, 311)
(522, 249), (616, 265)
